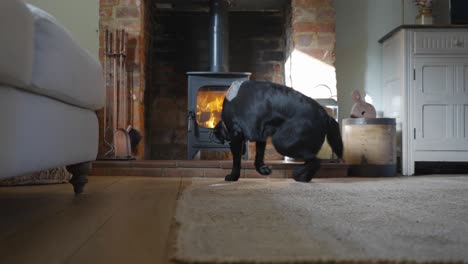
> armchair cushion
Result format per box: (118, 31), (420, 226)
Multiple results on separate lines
(26, 4), (105, 111)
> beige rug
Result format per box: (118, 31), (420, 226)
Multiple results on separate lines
(0, 167), (71, 186)
(173, 177), (468, 264)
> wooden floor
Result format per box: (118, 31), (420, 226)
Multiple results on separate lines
(0, 176), (190, 264)
(2, 172), (465, 263)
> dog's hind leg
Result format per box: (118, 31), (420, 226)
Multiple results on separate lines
(293, 158), (320, 182)
(271, 119), (325, 182)
(255, 141), (272, 175)
(226, 134), (244, 181)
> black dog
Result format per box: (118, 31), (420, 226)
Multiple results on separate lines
(213, 80), (343, 182)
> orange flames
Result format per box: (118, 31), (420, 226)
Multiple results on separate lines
(196, 90), (227, 128)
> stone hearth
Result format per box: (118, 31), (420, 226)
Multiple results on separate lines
(91, 160), (348, 178)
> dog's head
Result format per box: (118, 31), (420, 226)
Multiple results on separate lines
(212, 120), (231, 144)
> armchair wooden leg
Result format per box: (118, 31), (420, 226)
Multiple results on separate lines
(66, 162), (91, 195)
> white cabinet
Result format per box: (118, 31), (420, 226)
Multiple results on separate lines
(380, 26), (468, 175)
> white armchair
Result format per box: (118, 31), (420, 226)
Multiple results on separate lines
(0, 0), (104, 194)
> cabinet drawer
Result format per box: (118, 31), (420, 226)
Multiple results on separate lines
(413, 31), (468, 54)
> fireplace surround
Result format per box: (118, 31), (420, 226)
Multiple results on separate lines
(98, 0), (337, 160)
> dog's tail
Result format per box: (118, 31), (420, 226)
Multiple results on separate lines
(326, 116), (343, 159)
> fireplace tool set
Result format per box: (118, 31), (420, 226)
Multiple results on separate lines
(102, 28), (139, 159)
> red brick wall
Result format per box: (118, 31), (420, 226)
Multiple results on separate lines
(290, 0), (336, 65)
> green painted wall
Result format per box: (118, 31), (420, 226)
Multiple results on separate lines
(25, 0), (99, 58)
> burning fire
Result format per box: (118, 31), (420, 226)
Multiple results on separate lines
(196, 90), (227, 128)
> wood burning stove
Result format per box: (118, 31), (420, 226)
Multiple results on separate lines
(186, 0), (251, 159)
(187, 72), (250, 159)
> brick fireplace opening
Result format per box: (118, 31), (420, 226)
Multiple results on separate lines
(98, 0), (337, 161)
(144, 0), (287, 160)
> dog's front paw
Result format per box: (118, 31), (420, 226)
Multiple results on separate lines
(292, 163), (317, 183)
(293, 174), (313, 183)
(256, 164), (272, 175)
(225, 174), (240, 181)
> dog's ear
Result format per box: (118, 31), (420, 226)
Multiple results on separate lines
(213, 120), (231, 144)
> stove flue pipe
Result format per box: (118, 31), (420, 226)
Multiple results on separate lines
(209, 0), (230, 72)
